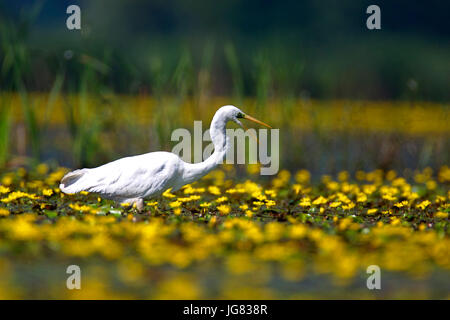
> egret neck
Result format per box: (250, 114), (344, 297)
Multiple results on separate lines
(181, 110), (230, 184)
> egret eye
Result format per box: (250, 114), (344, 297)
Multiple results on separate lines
(237, 112), (244, 118)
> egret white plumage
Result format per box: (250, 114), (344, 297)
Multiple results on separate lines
(59, 105), (271, 211)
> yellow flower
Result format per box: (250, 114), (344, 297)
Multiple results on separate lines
(326, 181), (339, 191)
(435, 211), (448, 219)
(1, 175), (13, 186)
(289, 224), (307, 239)
(416, 200), (431, 210)
(0, 208), (10, 216)
(190, 195), (200, 201)
(217, 204), (231, 215)
(272, 170), (291, 188)
(265, 200), (276, 208)
(36, 163), (49, 175)
(253, 194), (266, 202)
(312, 196), (327, 205)
(363, 185), (377, 195)
(367, 208), (378, 215)
(1, 191), (38, 203)
(208, 186), (221, 195)
(426, 180), (437, 190)
(239, 204), (248, 211)
(216, 196), (228, 203)
(69, 203), (98, 214)
(438, 165), (450, 183)
(329, 201), (341, 208)
(163, 188), (176, 198)
(209, 216), (217, 225)
(407, 192), (420, 201)
(299, 198), (311, 207)
(355, 170), (366, 181)
(146, 201), (158, 207)
(336, 192), (351, 204)
(45, 167), (69, 185)
(394, 200), (409, 208)
(42, 188), (54, 197)
(295, 169), (310, 184)
(182, 184), (194, 194)
(356, 193), (367, 203)
(386, 170), (397, 181)
(226, 188), (244, 194)
(382, 194), (397, 201)
(199, 202), (211, 208)
(342, 202), (355, 210)
(338, 171), (349, 182)
(10, 217), (41, 240)
(338, 217), (352, 231)
(169, 201), (181, 208)
(246, 164), (261, 175)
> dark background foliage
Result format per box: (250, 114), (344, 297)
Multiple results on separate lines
(1, 0), (449, 100)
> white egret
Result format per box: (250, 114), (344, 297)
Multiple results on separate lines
(59, 105), (271, 211)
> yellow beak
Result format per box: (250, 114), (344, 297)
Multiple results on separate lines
(243, 114), (272, 128)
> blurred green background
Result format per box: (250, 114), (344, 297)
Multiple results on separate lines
(1, 0), (449, 99)
(0, 0), (448, 174)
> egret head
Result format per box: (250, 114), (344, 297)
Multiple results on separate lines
(217, 105), (272, 129)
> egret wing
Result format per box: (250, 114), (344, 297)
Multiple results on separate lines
(82, 152), (180, 200)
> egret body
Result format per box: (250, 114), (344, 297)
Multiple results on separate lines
(59, 105), (271, 211)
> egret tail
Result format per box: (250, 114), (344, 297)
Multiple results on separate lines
(59, 169), (90, 194)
